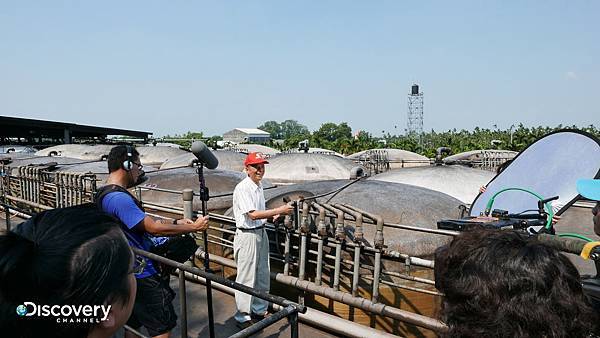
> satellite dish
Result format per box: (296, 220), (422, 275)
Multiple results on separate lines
(470, 130), (600, 217)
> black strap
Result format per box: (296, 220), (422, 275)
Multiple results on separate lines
(237, 226), (265, 231)
(95, 184), (145, 213)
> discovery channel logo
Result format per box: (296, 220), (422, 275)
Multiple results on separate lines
(16, 302), (111, 323)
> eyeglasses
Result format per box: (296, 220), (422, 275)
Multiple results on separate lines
(130, 255), (147, 275)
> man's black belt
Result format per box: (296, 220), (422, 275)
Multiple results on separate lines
(237, 226), (266, 231)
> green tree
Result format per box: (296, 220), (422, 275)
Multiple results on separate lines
(257, 121), (283, 139)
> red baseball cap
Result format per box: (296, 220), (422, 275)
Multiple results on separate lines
(244, 152), (269, 166)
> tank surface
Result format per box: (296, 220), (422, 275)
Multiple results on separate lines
(369, 165), (494, 204)
(347, 148), (430, 168)
(229, 144), (280, 156)
(1, 155), (88, 176)
(139, 167), (273, 212)
(264, 153), (364, 184)
(265, 179), (463, 256)
(35, 144), (114, 160)
(289, 148), (344, 157)
(443, 149), (517, 163)
(160, 150), (246, 172)
(136, 146), (188, 167)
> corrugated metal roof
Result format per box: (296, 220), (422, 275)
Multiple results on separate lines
(231, 128), (270, 135)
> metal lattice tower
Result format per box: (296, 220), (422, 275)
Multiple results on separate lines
(407, 84), (424, 148)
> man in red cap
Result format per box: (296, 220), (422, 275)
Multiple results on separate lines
(232, 152), (294, 328)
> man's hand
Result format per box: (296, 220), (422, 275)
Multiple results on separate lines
(180, 215), (210, 232)
(276, 203), (294, 216)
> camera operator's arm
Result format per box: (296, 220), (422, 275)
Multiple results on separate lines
(139, 215), (210, 236)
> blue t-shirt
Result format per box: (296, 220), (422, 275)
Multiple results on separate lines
(102, 192), (159, 279)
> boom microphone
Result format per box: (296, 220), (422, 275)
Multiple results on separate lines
(191, 141), (219, 169)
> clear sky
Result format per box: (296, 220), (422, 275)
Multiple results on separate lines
(1, 1), (598, 137)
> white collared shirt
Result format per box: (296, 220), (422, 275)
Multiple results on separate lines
(233, 176), (266, 229)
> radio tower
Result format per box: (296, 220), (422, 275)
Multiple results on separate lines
(407, 83), (424, 149)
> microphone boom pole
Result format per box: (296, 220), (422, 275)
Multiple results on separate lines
(190, 141), (218, 338)
(197, 162), (215, 338)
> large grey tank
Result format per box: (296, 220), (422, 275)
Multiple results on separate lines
(1, 155), (87, 176)
(346, 149), (430, 169)
(265, 179), (463, 256)
(159, 150), (246, 172)
(443, 149), (517, 164)
(35, 144), (114, 161)
(139, 167), (273, 212)
(136, 146), (188, 167)
(263, 153), (364, 184)
(230, 144), (280, 156)
(369, 165), (494, 204)
(288, 148), (344, 157)
(53, 161), (157, 185)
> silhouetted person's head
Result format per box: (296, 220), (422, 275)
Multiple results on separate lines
(435, 229), (598, 337)
(0, 204), (136, 338)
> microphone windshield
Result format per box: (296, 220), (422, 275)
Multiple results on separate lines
(191, 141), (219, 169)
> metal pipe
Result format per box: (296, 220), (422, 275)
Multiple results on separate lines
(230, 305), (296, 338)
(135, 186), (143, 203)
(179, 269), (188, 338)
(4, 203), (11, 231)
(182, 188), (193, 219)
(184, 267), (401, 338)
(283, 215), (292, 275)
(312, 203), (327, 286)
(134, 247), (305, 311)
(298, 201), (310, 281)
(341, 204), (384, 303)
(5, 195), (53, 210)
(273, 273), (447, 333)
(333, 204), (363, 297)
(321, 203), (345, 291)
(195, 249), (447, 332)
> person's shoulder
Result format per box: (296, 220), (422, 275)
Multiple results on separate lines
(104, 191), (133, 203)
(234, 176), (251, 190)
(103, 191), (136, 209)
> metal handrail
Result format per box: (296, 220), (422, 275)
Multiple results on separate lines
(132, 247), (305, 338)
(0, 200), (304, 338)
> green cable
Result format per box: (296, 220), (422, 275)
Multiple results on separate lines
(485, 187), (554, 229)
(557, 233), (593, 242)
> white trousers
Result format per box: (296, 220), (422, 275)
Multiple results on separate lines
(233, 228), (270, 322)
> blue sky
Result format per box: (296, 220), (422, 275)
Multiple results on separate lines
(1, 1), (598, 137)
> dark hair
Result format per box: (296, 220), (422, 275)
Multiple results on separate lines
(0, 204), (132, 337)
(107, 145), (139, 173)
(435, 229), (598, 338)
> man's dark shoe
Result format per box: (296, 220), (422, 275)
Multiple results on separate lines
(251, 312), (271, 322)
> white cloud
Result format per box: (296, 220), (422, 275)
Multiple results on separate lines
(565, 71), (577, 80)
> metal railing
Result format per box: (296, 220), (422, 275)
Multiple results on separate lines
(131, 247), (305, 338)
(0, 201), (306, 338)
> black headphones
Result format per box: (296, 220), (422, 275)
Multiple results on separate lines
(122, 145), (134, 171)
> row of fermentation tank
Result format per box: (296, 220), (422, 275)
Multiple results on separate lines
(1, 143), (519, 257)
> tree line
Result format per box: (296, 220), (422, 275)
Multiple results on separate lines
(257, 120), (600, 157)
(161, 121), (599, 157)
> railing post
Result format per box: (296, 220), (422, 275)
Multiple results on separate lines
(182, 189), (193, 219)
(289, 310), (299, 338)
(179, 269), (188, 338)
(4, 203), (11, 232)
(135, 186), (143, 204)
